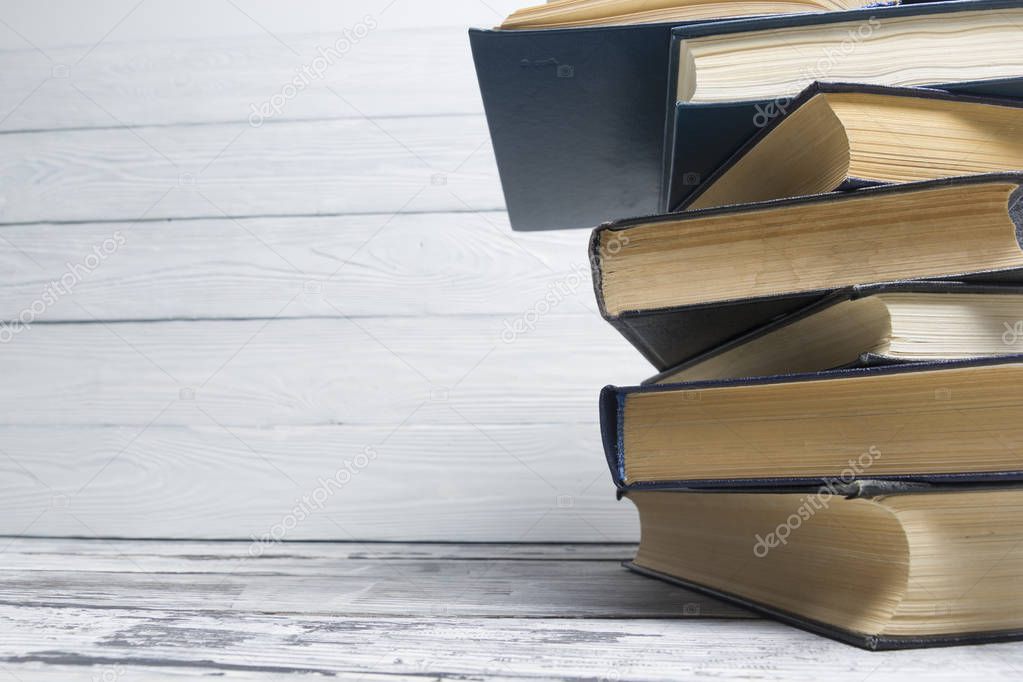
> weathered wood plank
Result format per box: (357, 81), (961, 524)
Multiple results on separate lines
(0, 212), (593, 321)
(0, 315), (648, 427)
(0, 562), (748, 619)
(0, 538), (640, 565)
(0, 114), (501, 224)
(1, 606), (1019, 680)
(0, 28), (484, 131)
(0, 664), (415, 681)
(0, 665), (459, 682)
(0, 423), (635, 541)
(0, 539), (746, 619)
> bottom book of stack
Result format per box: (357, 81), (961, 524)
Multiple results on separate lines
(601, 357), (1023, 649)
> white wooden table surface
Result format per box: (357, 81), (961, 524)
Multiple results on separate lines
(0, 1), (1020, 678)
(3, 538), (1023, 681)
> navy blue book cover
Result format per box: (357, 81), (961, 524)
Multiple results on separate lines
(643, 281), (1023, 384)
(610, 354), (1023, 648)
(600, 354), (1023, 493)
(470, 22), (684, 231)
(590, 174), (1023, 371)
(662, 0), (1023, 211)
(676, 81), (1023, 210)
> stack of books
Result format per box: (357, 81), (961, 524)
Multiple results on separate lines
(473, 0), (1023, 650)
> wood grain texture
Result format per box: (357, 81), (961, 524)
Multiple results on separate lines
(0, 0), (521, 51)
(0, 212), (593, 321)
(0, 114), (501, 224)
(0, 2), (637, 545)
(0, 314), (647, 428)
(3, 607), (1022, 680)
(0, 666), (393, 681)
(0, 538), (643, 564)
(2, 539), (1019, 681)
(0, 28), (484, 131)
(0, 539), (749, 618)
(0, 423), (639, 541)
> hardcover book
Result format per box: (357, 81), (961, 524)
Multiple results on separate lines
(623, 484), (1023, 649)
(661, 0), (1023, 211)
(589, 174), (1023, 371)
(600, 355), (1023, 491)
(683, 83), (1023, 210)
(648, 282), (1023, 383)
(468, 0), (886, 230)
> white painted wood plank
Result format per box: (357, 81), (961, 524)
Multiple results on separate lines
(0, 423), (637, 541)
(0, 559), (748, 619)
(0, 114), (501, 224)
(2, 606), (1021, 680)
(0, 665), (378, 682)
(0, 0), (520, 51)
(0, 539), (749, 627)
(0, 665), (466, 682)
(0, 538), (641, 565)
(0, 314), (648, 427)
(0, 28), (483, 131)
(0, 212), (594, 321)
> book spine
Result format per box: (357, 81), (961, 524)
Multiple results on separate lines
(599, 386), (626, 492)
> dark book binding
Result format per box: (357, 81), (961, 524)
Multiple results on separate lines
(470, 21), (684, 231)
(600, 354), (1023, 493)
(623, 560), (1023, 650)
(661, 0), (1023, 211)
(469, 6), (857, 231)
(677, 81), (1023, 211)
(590, 173), (1023, 371)
(644, 281), (1023, 384)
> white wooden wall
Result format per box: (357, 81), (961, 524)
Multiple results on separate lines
(0, 0), (651, 541)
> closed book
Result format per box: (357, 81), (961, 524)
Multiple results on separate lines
(623, 483), (1023, 649)
(600, 355), (1023, 492)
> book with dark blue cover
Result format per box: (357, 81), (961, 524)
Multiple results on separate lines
(590, 174), (1023, 371)
(644, 280), (1023, 384)
(467, 0), (887, 230)
(679, 82), (1023, 211)
(661, 0), (1023, 211)
(470, 22), (676, 230)
(600, 354), (1023, 492)
(605, 354), (1023, 647)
